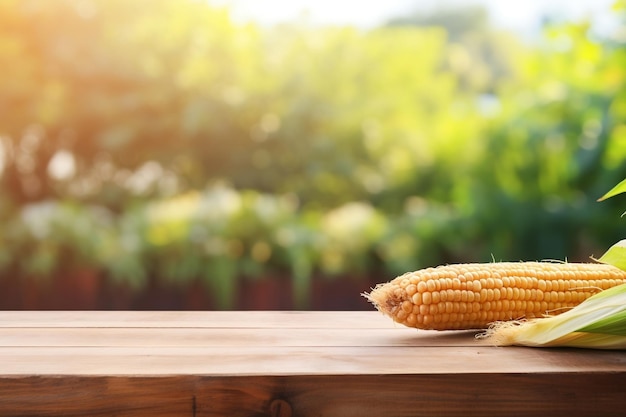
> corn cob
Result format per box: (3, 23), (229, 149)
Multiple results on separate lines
(365, 262), (626, 330)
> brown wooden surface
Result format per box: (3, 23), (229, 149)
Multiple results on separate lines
(1, 311), (625, 416)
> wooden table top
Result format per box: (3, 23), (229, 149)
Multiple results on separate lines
(1, 311), (625, 416)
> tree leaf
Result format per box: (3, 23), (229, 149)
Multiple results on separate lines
(597, 178), (626, 201)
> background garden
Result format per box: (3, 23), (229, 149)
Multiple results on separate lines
(1, 0), (626, 310)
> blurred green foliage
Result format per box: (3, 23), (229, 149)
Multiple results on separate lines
(1, 0), (626, 308)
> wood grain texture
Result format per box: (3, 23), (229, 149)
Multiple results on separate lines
(0, 310), (391, 328)
(1, 311), (626, 416)
(2, 374), (626, 417)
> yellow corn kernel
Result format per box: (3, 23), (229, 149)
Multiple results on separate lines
(364, 262), (626, 330)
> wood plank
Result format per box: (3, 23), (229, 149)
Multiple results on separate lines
(283, 374), (626, 417)
(0, 327), (484, 348)
(1, 345), (625, 376)
(0, 377), (196, 417)
(0, 310), (393, 328)
(0, 374), (625, 417)
(2, 311), (626, 416)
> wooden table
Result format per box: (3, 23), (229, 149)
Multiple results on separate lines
(0, 311), (625, 416)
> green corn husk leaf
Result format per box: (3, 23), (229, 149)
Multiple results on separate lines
(598, 178), (626, 201)
(480, 282), (626, 349)
(597, 239), (626, 271)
